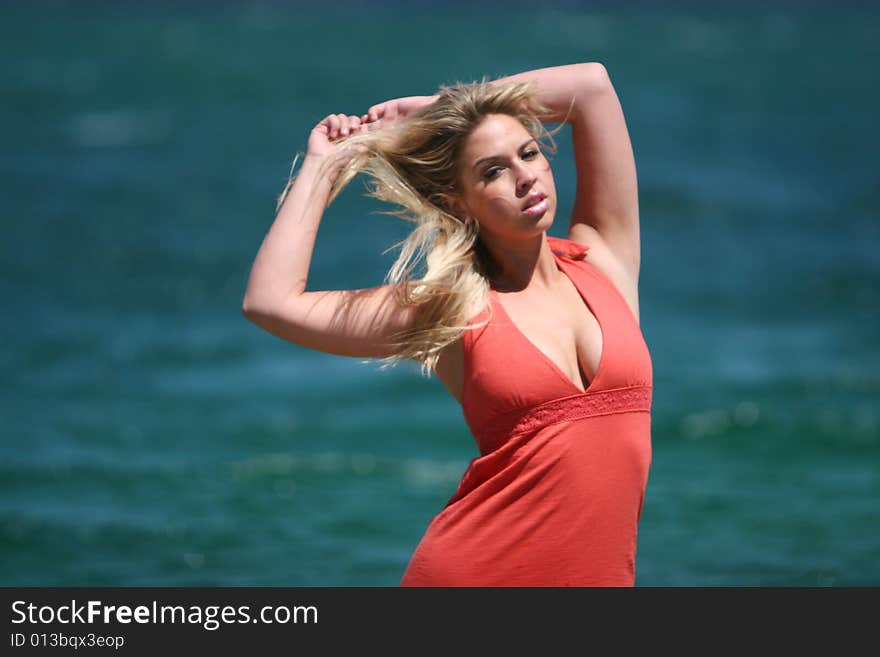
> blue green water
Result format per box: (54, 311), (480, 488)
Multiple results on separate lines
(2, 3), (878, 586)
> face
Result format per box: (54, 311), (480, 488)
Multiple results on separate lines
(452, 113), (556, 240)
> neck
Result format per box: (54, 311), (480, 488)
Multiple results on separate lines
(479, 233), (559, 293)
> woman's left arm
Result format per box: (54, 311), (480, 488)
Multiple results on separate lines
(494, 63), (640, 279)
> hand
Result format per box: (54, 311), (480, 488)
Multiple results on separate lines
(362, 95), (439, 126)
(307, 113), (372, 158)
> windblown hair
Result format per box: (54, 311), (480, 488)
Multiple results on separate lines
(281, 79), (561, 377)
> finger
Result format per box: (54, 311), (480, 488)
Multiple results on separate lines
(329, 113), (343, 139)
(335, 113), (348, 139)
(325, 114), (341, 139)
(345, 115), (361, 135)
(342, 116), (360, 137)
(327, 114), (339, 139)
(367, 104), (384, 122)
(318, 114), (334, 132)
(354, 114), (373, 132)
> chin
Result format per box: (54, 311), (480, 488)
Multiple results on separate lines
(535, 209), (556, 232)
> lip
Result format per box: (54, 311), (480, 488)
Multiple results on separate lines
(522, 193), (548, 216)
(523, 198), (548, 217)
(522, 192), (547, 210)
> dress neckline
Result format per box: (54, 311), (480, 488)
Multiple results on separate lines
(489, 249), (606, 396)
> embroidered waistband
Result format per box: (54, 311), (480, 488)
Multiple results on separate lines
(473, 385), (653, 455)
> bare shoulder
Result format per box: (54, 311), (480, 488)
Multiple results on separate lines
(567, 224), (641, 325)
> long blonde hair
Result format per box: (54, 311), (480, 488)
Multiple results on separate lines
(282, 79), (559, 377)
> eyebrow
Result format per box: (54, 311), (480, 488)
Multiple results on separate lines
(472, 138), (538, 172)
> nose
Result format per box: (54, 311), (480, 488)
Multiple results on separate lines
(515, 166), (537, 196)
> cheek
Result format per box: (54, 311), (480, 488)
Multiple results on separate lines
(484, 193), (518, 215)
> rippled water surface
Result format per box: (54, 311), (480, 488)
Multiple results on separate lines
(2, 3), (877, 585)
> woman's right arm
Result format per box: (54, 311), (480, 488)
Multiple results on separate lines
(241, 114), (420, 358)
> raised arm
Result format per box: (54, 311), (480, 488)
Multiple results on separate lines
(241, 114), (419, 358)
(493, 63), (640, 279)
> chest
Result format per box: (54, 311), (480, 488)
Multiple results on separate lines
(497, 282), (602, 390)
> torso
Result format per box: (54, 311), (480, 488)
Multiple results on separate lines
(433, 230), (640, 404)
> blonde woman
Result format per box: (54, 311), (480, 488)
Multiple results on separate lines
(242, 63), (653, 586)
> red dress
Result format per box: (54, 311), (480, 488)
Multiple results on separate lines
(400, 236), (654, 587)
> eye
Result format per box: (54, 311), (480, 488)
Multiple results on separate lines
(482, 166), (503, 181)
(522, 148), (539, 159)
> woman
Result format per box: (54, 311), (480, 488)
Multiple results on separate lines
(242, 63), (653, 586)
